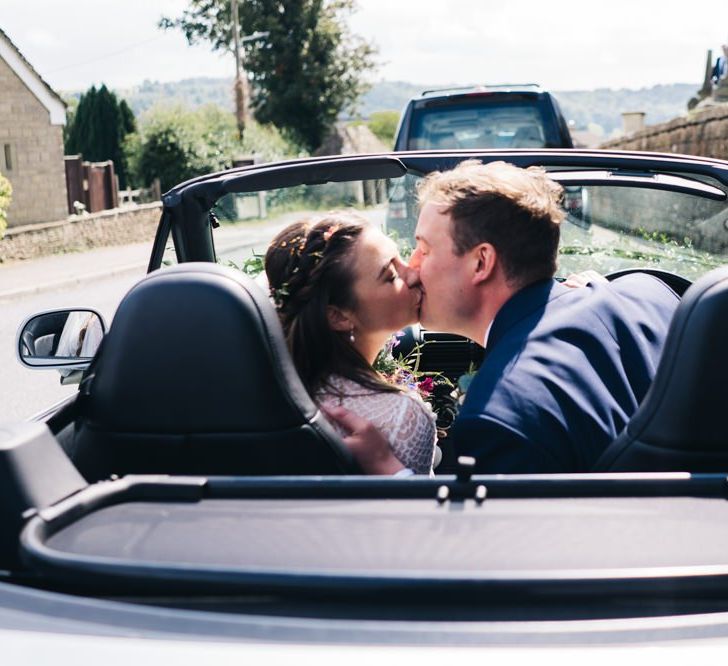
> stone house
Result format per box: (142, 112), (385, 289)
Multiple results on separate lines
(0, 28), (67, 228)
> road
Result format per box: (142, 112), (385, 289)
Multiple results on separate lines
(1, 273), (141, 420)
(0, 224), (280, 422)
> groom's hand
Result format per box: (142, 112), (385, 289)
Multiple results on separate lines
(563, 270), (607, 288)
(322, 404), (405, 475)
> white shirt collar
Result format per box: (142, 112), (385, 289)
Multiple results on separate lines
(483, 321), (493, 348)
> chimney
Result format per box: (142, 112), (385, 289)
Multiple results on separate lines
(621, 112), (646, 135)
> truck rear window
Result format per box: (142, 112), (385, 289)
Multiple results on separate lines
(408, 97), (556, 150)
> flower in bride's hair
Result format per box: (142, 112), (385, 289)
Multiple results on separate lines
(322, 224), (341, 242)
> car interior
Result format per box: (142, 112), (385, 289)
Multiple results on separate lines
(58, 261), (723, 479)
(15, 152), (728, 478)
(594, 264), (728, 471)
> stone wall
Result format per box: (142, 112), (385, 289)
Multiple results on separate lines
(601, 104), (728, 159)
(0, 56), (68, 228)
(0, 203), (162, 263)
(315, 123), (389, 156)
(595, 105), (728, 258)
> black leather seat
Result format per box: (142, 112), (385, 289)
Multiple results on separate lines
(593, 266), (728, 472)
(72, 263), (359, 480)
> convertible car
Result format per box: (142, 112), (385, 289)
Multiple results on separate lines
(5, 149), (728, 657)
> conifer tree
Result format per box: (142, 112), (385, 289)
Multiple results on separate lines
(65, 85), (135, 188)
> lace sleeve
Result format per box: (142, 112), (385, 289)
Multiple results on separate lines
(388, 394), (437, 474)
(317, 376), (437, 475)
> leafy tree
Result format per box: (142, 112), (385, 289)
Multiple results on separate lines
(128, 102), (300, 192)
(367, 110), (400, 146)
(160, 0), (377, 152)
(64, 85), (136, 188)
(238, 119), (299, 162)
(129, 104), (239, 192)
(0, 171), (11, 239)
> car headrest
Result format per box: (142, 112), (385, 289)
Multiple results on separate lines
(85, 263), (322, 430)
(594, 265), (728, 471)
(511, 126), (543, 148)
(74, 262), (357, 476)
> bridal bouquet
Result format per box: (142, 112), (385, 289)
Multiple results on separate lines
(373, 332), (458, 435)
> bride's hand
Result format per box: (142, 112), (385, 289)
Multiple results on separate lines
(322, 404), (405, 475)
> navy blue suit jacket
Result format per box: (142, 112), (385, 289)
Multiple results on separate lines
(451, 275), (679, 473)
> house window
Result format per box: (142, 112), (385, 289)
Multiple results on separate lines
(3, 144), (13, 171)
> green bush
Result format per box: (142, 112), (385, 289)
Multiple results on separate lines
(0, 172), (12, 239)
(126, 104), (235, 192)
(367, 110), (400, 147)
(239, 122), (304, 163)
(127, 103), (301, 192)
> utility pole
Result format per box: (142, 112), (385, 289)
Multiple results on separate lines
(230, 0), (269, 142)
(231, 0), (246, 141)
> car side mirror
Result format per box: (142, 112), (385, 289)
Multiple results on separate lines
(16, 309), (107, 377)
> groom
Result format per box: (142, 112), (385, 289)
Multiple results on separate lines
(326, 160), (680, 474)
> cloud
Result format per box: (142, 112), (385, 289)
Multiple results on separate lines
(352, 0), (728, 89)
(24, 29), (61, 49)
(2, 0), (728, 91)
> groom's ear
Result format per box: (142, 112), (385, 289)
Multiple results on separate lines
(327, 305), (354, 332)
(472, 243), (497, 285)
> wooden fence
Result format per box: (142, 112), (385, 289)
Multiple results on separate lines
(64, 156), (118, 214)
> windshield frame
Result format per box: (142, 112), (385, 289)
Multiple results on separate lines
(150, 149), (728, 271)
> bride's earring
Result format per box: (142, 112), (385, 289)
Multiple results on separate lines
(349, 326), (355, 343)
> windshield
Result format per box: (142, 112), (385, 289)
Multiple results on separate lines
(381, 172), (728, 281)
(214, 168), (728, 282)
(215, 177), (396, 270)
(557, 184), (727, 280)
(408, 97), (557, 149)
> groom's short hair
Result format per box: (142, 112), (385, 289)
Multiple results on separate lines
(417, 160), (565, 287)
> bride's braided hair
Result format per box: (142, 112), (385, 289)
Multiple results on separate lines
(265, 212), (399, 397)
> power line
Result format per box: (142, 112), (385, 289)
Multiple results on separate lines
(46, 35), (162, 74)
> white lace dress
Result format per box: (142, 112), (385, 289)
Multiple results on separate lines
(316, 375), (438, 474)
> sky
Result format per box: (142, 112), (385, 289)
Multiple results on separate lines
(2, 0), (728, 93)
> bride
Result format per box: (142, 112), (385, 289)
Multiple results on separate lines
(265, 211), (437, 474)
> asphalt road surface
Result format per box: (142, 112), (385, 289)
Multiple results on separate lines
(0, 237), (274, 422)
(0, 271), (142, 421)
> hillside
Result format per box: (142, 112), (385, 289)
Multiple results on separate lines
(553, 84), (698, 134)
(358, 81), (699, 135)
(117, 78), (233, 116)
(67, 78), (701, 137)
